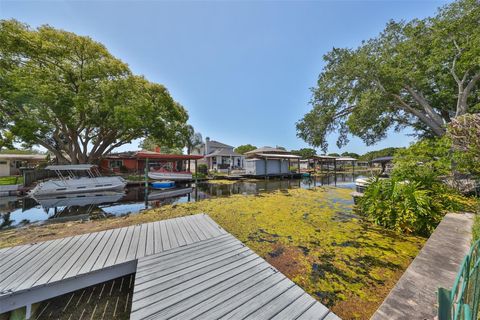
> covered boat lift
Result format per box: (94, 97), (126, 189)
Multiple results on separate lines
(307, 156), (358, 173)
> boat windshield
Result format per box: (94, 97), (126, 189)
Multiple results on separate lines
(45, 165), (102, 180)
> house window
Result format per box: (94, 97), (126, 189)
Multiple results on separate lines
(0, 161), (6, 165)
(109, 160), (123, 168)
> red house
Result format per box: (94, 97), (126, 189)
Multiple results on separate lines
(99, 150), (203, 174)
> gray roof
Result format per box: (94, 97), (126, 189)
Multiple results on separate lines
(371, 156), (394, 163)
(207, 140), (233, 149)
(205, 148), (242, 157)
(336, 157), (357, 161)
(244, 147), (290, 155)
(254, 153), (302, 159)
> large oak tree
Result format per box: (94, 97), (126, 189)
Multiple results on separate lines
(0, 20), (188, 163)
(297, 0), (480, 151)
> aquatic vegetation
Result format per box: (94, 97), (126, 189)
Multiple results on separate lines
(205, 179), (238, 185)
(0, 186), (425, 319)
(149, 187), (425, 319)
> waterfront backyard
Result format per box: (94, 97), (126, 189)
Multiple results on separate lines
(0, 179), (425, 319)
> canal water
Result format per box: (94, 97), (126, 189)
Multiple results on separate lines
(0, 173), (365, 229)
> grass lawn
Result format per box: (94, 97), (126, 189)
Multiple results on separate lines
(0, 187), (425, 319)
(0, 176), (23, 185)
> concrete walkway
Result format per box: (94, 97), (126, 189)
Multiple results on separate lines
(371, 213), (473, 320)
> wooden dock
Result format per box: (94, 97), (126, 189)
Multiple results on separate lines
(0, 214), (338, 319)
(371, 213), (473, 319)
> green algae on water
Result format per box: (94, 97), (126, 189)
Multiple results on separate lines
(149, 186), (425, 320)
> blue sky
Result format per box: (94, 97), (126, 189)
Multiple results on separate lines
(0, 0), (449, 154)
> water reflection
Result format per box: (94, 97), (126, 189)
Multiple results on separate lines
(0, 173), (364, 228)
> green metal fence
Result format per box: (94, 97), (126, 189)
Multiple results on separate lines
(438, 239), (480, 320)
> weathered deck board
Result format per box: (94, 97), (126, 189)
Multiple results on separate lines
(0, 214), (224, 299)
(1, 213), (338, 319)
(371, 213), (473, 320)
(131, 233), (338, 320)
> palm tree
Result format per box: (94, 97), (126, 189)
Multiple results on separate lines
(184, 125), (203, 170)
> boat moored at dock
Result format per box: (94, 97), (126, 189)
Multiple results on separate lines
(147, 169), (192, 181)
(29, 165), (126, 197)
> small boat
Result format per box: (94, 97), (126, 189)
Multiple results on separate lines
(354, 177), (373, 194)
(148, 168), (192, 181)
(29, 165), (126, 197)
(33, 191), (125, 208)
(151, 180), (175, 190)
(148, 187), (193, 200)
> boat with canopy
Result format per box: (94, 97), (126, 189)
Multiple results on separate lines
(29, 164), (126, 197)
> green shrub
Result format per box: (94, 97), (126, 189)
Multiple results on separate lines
(358, 178), (444, 236)
(197, 164), (208, 175)
(193, 172), (206, 179)
(472, 214), (480, 243)
(358, 135), (480, 236)
(358, 177), (478, 236)
(392, 137), (451, 184)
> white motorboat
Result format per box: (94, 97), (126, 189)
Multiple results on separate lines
(33, 191), (125, 208)
(148, 170), (192, 181)
(29, 165), (126, 197)
(354, 177), (374, 194)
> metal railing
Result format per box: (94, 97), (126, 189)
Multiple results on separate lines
(438, 239), (480, 320)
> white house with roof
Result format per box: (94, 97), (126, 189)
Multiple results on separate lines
(244, 147), (301, 176)
(0, 153), (48, 177)
(193, 137), (245, 171)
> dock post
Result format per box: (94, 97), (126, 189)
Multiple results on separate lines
(194, 159), (198, 185)
(144, 158), (149, 189)
(144, 158), (149, 208)
(264, 158), (268, 180)
(25, 304), (32, 319)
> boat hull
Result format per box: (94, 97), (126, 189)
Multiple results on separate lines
(33, 191), (125, 208)
(29, 176), (127, 197)
(148, 172), (192, 181)
(151, 181), (175, 189)
(148, 187), (193, 200)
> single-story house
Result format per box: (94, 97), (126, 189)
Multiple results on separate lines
(99, 151), (203, 174)
(244, 147), (302, 176)
(0, 154), (48, 177)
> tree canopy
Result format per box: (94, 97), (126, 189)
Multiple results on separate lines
(290, 148), (317, 158)
(234, 144), (257, 154)
(0, 20), (188, 163)
(138, 137), (183, 155)
(341, 152), (360, 159)
(448, 113), (480, 176)
(297, 0), (480, 152)
(183, 125), (203, 155)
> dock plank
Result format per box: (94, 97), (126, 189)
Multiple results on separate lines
(0, 214), (335, 320)
(159, 220), (171, 251)
(152, 221), (162, 254)
(131, 232), (334, 320)
(296, 302), (331, 320)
